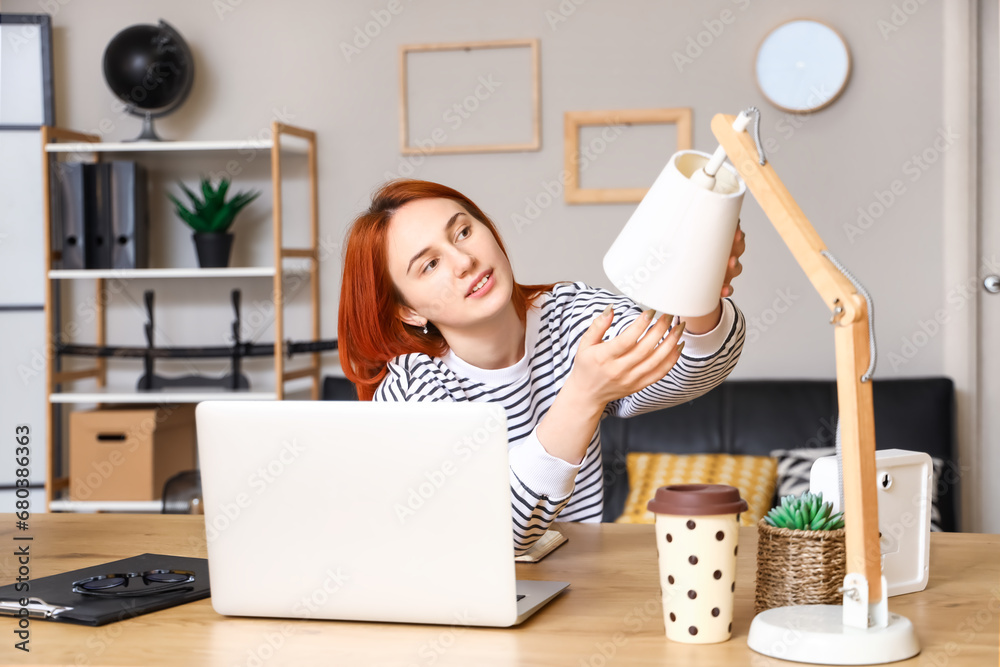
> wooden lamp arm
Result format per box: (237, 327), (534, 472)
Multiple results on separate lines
(710, 113), (883, 603)
(710, 115), (863, 320)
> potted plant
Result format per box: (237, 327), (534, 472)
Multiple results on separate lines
(754, 491), (846, 614)
(168, 177), (261, 268)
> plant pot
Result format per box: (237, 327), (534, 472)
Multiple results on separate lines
(753, 518), (846, 614)
(192, 232), (234, 268)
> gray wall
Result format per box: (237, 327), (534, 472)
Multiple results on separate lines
(7, 0), (949, 386)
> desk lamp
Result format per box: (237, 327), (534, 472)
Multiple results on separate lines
(603, 108), (920, 664)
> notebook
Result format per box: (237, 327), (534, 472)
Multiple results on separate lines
(515, 530), (567, 563)
(196, 400), (570, 627)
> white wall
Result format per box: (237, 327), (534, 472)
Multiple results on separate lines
(3, 0), (953, 386)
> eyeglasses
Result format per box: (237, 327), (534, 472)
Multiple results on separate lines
(71, 569), (195, 597)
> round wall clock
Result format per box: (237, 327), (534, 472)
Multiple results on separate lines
(755, 19), (851, 113)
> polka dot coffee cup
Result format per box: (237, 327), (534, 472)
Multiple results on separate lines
(647, 483), (748, 644)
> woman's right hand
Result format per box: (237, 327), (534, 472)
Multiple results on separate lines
(564, 306), (686, 409)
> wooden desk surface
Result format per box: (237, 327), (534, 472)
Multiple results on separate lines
(0, 514), (997, 666)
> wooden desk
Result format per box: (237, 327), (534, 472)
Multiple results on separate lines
(1, 514), (997, 666)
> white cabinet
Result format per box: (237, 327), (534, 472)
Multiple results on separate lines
(0, 310), (46, 512)
(0, 129), (47, 513)
(0, 131), (46, 304)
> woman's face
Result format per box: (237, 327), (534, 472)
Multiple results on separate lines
(385, 197), (514, 334)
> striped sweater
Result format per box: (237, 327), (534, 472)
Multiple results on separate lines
(373, 282), (745, 555)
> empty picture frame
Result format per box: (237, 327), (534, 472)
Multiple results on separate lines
(0, 13), (54, 128)
(399, 38), (540, 155)
(564, 108), (692, 204)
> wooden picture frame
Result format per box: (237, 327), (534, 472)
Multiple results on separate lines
(563, 108), (692, 204)
(399, 38), (540, 155)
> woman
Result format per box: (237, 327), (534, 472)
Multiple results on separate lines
(339, 179), (746, 555)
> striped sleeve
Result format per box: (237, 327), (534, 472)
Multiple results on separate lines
(508, 428), (579, 556)
(372, 354), (574, 557)
(540, 282), (744, 417)
(607, 297), (745, 418)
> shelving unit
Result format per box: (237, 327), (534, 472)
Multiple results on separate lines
(40, 121), (323, 511)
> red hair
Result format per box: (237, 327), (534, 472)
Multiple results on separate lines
(338, 180), (555, 400)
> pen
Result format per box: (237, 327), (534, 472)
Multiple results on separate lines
(0, 597), (73, 619)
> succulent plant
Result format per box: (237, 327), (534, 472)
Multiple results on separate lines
(764, 491), (845, 531)
(168, 176), (261, 234)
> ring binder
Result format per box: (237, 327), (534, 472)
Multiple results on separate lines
(53, 161), (149, 269)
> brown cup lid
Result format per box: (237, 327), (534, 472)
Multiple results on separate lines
(647, 484), (748, 516)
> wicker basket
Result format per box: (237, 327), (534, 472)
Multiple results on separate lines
(754, 518), (847, 614)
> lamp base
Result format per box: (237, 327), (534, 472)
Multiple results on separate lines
(747, 605), (919, 665)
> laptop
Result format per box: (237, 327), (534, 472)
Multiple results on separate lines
(195, 400), (569, 627)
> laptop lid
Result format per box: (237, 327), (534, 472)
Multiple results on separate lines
(196, 400), (525, 627)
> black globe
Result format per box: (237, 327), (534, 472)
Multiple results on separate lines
(102, 20), (194, 140)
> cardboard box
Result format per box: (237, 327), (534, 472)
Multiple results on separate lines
(69, 404), (196, 501)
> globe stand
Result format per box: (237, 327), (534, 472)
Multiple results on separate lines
(103, 20), (193, 143)
(125, 111), (165, 142)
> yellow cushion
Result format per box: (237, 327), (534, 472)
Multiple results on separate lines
(615, 453), (778, 526)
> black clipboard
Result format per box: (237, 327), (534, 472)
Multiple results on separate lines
(0, 553), (210, 626)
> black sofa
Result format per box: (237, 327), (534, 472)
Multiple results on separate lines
(322, 376), (959, 531)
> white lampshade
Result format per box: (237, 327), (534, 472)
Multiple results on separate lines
(603, 150), (747, 317)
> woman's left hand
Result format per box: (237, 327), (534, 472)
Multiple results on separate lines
(721, 222), (746, 298)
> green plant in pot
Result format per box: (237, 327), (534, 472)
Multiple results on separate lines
(168, 177), (261, 268)
(764, 491), (845, 531)
(755, 491), (846, 614)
